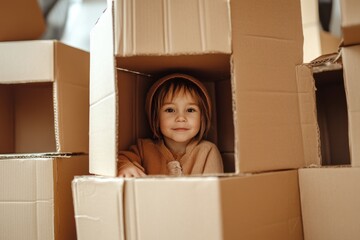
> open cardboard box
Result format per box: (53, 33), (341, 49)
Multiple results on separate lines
(90, 0), (307, 177)
(297, 45), (360, 166)
(0, 154), (89, 240)
(73, 170), (303, 240)
(0, 40), (90, 155)
(0, 0), (45, 41)
(296, 44), (360, 240)
(340, 0), (360, 46)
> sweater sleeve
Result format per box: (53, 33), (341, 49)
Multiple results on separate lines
(203, 144), (224, 174)
(117, 140), (145, 173)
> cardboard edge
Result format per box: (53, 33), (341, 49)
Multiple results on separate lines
(295, 64), (321, 167)
(72, 176), (126, 240)
(89, 3), (118, 177)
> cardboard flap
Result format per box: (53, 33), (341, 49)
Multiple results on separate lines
(125, 177), (223, 240)
(230, 0), (304, 173)
(72, 176), (125, 240)
(0, 41), (54, 83)
(114, 0), (231, 56)
(295, 65), (321, 167)
(53, 42), (90, 153)
(342, 46), (360, 166)
(0, 1), (45, 41)
(89, 6), (118, 176)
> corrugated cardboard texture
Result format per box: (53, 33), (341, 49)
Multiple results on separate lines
(0, 158), (54, 239)
(0, 155), (89, 240)
(0, 40), (90, 154)
(342, 46), (360, 166)
(114, 0), (231, 56)
(340, 0), (360, 46)
(73, 170), (302, 240)
(299, 167), (360, 240)
(54, 42), (90, 153)
(0, 1), (45, 41)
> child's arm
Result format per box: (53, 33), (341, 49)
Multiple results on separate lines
(117, 141), (147, 177)
(203, 145), (224, 174)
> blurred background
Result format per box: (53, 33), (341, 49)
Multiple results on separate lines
(38, 0), (106, 52)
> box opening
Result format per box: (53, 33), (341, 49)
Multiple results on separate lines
(313, 69), (350, 165)
(115, 53), (235, 173)
(0, 82), (56, 154)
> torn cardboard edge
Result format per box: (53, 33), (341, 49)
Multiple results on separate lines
(0, 152), (87, 160)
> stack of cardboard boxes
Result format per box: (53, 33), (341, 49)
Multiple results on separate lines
(73, 0), (308, 239)
(299, 0), (360, 239)
(0, 1), (90, 239)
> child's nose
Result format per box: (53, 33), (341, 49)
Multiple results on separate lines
(175, 113), (186, 122)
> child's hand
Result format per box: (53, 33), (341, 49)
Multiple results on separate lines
(118, 164), (146, 178)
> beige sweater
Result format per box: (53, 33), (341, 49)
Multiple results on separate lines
(117, 139), (223, 176)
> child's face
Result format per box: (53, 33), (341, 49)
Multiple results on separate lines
(159, 91), (201, 145)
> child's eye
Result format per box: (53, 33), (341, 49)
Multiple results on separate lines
(164, 108), (175, 113)
(187, 108), (197, 113)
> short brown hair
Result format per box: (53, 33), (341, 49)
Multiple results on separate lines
(149, 77), (211, 141)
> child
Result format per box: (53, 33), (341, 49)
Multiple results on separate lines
(117, 73), (224, 177)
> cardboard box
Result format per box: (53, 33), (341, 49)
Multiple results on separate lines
(0, 40), (90, 154)
(0, 1), (46, 41)
(90, 0), (306, 176)
(340, 0), (360, 46)
(299, 167), (360, 240)
(296, 45), (360, 166)
(73, 170), (303, 240)
(0, 154), (89, 240)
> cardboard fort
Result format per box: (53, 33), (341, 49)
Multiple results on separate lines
(296, 45), (360, 167)
(299, 167), (360, 240)
(0, 154), (89, 240)
(0, 40), (90, 155)
(73, 170), (303, 240)
(89, 0), (308, 177)
(0, 0), (45, 41)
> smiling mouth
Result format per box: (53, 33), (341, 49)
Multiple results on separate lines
(173, 128), (189, 131)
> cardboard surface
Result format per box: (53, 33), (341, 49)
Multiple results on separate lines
(0, 40), (90, 154)
(299, 167), (360, 240)
(114, 0), (231, 56)
(340, 0), (360, 46)
(90, 0), (305, 176)
(73, 170), (302, 240)
(0, 1), (45, 41)
(0, 154), (89, 240)
(342, 45), (360, 166)
(298, 47), (360, 167)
